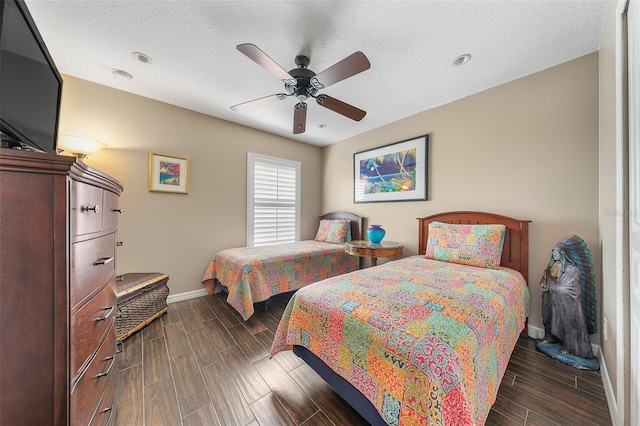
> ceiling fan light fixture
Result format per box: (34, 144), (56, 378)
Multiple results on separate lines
(453, 54), (472, 66)
(310, 77), (324, 90)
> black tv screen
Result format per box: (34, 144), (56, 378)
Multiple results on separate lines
(0, 0), (62, 154)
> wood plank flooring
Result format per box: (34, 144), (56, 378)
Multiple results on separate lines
(114, 292), (611, 426)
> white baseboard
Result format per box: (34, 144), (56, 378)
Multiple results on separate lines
(167, 288), (209, 304)
(598, 348), (618, 425)
(528, 324), (544, 339)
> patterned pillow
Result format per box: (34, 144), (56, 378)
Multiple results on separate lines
(315, 219), (351, 243)
(425, 222), (506, 269)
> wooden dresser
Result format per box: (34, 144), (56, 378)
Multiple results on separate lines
(0, 149), (123, 425)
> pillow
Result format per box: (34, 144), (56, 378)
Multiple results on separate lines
(425, 221), (506, 269)
(315, 219), (351, 243)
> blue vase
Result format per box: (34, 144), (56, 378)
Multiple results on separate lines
(367, 225), (386, 243)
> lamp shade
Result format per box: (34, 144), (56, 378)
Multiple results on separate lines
(58, 134), (107, 158)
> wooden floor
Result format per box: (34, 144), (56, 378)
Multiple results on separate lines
(114, 292), (611, 426)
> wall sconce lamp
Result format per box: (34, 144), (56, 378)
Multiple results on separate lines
(57, 134), (107, 159)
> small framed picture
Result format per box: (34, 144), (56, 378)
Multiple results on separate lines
(148, 152), (189, 194)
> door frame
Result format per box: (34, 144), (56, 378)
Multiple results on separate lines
(627, 0), (639, 423)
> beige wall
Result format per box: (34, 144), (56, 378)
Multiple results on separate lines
(58, 76), (324, 296)
(323, 53), (600, 336)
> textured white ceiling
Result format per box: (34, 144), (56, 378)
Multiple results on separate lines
(25, 0), (608, 147)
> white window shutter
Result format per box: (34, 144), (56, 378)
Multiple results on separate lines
(247, 153), (300, 247)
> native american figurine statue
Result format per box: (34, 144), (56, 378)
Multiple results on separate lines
(536, 235), (599, 369)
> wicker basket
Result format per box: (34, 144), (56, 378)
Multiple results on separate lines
(116, 273), (169, 341)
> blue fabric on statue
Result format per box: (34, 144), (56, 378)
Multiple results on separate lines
(535, 342), (600, 371)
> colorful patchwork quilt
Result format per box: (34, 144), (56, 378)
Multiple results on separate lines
(201, 240), (358, 320)
(270, 256), (529, 425)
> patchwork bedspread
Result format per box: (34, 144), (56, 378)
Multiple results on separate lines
(270, 256), (529, 425)
(201, 240), (358, 320)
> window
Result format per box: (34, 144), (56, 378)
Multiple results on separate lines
(247, 153), (300, 247)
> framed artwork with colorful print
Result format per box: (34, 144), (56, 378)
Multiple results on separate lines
(149, 152), (189, 194)
(354, 134), (428, 203)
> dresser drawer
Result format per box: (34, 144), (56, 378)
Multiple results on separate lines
(71, 234), (116, 309)
(90, 362), (117, 426)
(71, 322), (116, 426)
(102, 190), (120, 232)
(72, 181), (104, 236)
(71, 280), (117, 383)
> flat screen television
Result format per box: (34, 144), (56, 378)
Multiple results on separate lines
(0, 0), (62, 154)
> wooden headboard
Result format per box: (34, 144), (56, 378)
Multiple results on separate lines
(320, 211), (364, 241)
(417, 211), (531, 282)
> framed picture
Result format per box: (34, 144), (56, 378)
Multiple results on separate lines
(353, 134), (428, 203)
(149, 152), (189, 194)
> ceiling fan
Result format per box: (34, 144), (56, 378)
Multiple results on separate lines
(231, 43), (371, 134)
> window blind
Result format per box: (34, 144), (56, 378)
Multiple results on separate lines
(248, 154), (300, 247)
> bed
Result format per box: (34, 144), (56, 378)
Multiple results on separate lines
(270, 211), (531, 426)
(201, 212), (363, 320)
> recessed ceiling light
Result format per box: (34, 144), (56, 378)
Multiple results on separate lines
(132, 52), (153, 64)
(453, 54), (472, 66)
(112, 69), (133, 80)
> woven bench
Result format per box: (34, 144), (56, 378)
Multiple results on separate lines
(116, 273), (169, 341)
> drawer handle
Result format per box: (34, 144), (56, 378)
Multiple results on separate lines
(96, 305), (115, 321)
(97, 355), (116, 378)
(113, 208), (123, 214)
(95, 256), (114, 265)
(103, 406), (115, 423)
(82, 204), (100, 214)
(116, 241), (124, 247)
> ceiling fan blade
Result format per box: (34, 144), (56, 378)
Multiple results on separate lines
(311, 51), (371, 89)
(237, 43), (294, 82)
(231, 93), (287, 111)
(293, 102), (307, 134)
(316, 95), (366, 121)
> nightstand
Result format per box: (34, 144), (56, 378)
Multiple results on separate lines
(344, 240), (403, 267)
